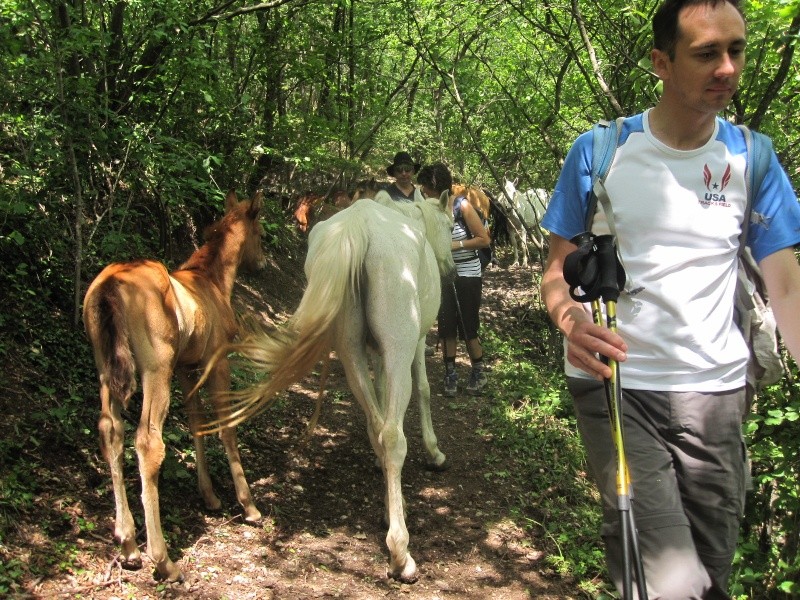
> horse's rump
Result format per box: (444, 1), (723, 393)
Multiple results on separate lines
(84, 274), (137, 405)
(84, 259), (175, 405)
(452, 184), (491, 219)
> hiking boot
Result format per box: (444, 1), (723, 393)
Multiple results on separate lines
(466, 368), (487, 395)
(443, 371), (458, 397)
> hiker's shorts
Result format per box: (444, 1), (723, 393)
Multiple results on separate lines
(567, 378), (748, 599)
(438, 275), (482, 341)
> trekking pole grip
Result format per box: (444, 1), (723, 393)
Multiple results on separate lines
(594, 235), (625, 303)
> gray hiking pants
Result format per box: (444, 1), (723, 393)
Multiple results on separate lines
(568, 378), (748, 600)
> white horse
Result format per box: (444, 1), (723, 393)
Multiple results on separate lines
(498, 178), (550, 267)
(201, 190), (455, 583)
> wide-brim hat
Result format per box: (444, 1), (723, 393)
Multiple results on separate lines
(386, 151), (421, 176)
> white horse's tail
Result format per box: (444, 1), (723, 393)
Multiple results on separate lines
(200, 213), (369, 434)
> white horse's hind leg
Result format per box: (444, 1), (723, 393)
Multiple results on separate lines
(338, 347), (384, 460)
(370, 349), (387, 469)
(370, 346), (387, 414)
(508, 217), (526, 268)
(411, 340), (446, 469)
(378, 360), (417, 583)
(361, 283), (419, 581)
(335, 312), (386, 462)
(509, 231), (521, 267)
(337, 342), (417, 582)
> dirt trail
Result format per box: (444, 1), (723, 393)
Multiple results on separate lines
(26, 253), (582, 600)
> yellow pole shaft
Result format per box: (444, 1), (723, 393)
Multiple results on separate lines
(605, 299), (631, 496)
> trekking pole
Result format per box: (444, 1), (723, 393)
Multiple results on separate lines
(594, 235), (647, 600)
(564, 233), (648, 600)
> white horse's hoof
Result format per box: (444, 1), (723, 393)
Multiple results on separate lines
(388, 555), (418, 583)
(425, 454), (448, 472)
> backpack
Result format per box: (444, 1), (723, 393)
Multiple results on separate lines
(453, 196), (492, 271)
(588, 117), (784, 399)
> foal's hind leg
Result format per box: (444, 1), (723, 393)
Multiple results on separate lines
(97, 380), (141, 570)
(137, 369), (182, 581)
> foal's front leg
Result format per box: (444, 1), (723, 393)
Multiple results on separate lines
(200, 363), (261, 522)
(179, 359), (261, 523)
(179, 369), (223, 512)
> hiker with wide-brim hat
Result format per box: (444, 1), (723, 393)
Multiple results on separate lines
(384, 151), (423, 202)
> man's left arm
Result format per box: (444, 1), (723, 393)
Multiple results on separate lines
(761, 247), (800, 360)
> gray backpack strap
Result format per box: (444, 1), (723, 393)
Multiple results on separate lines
(737, 124), (773, 255)
(587, 118), (624, 230)
(589, 117), (637, 293)
(734, 125), (783, 397)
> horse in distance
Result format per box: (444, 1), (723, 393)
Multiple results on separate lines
(350, 177), (382, 202)
(314, 189), (354, 224)
(199, 189), (456, 583)
(451, 183), (491, 218)
(497, 178), (551, 267)
(82, 189), (266, 582)
(292, 191), (324, 233)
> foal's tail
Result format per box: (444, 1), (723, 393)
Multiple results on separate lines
(83, 277), (137, 407)
(199, 212), (370, 434)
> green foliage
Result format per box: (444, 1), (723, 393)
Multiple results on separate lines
(732, 363), (800, 598)
(0, 557), (25, 596)
(0, 444), (36, 520)
(479, 326), (612, 595)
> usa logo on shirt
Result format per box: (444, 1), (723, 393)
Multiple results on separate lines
(701, 163), (732, 206)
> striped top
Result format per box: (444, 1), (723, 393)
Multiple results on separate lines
(452, 198), (482, 278)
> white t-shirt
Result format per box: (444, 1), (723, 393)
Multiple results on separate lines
(542, 110), (800, 391)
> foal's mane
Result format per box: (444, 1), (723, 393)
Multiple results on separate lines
(178, 203), (240, 275)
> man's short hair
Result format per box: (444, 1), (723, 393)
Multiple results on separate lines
(653, 0), (744, 59)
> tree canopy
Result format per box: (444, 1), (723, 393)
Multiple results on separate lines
(3, 1), (798, 306)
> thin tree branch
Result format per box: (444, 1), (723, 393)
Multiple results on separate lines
(572, 0), (624, 116)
